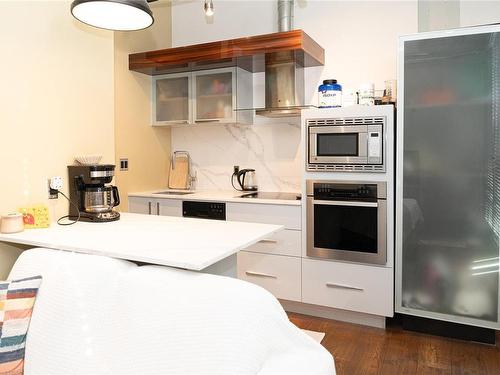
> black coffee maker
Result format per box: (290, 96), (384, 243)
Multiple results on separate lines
(68, 165), (120, 222)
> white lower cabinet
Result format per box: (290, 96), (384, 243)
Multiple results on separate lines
(243, 229), (301, 257)
(128, 197), (182, 217)
(302, 258), (393, 317)
(237, 251), (301, 302)
(226, 203), (301, 230)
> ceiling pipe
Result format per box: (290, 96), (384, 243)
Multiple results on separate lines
(278, 0), (294, 32)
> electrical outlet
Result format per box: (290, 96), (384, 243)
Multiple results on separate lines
(120, 158), (129, 171)
(48, 176), (63, 199)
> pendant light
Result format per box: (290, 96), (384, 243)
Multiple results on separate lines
(71, 0), (155, 31)
(204, 0), (214, 16)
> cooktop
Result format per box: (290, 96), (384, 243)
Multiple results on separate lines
(239, 192), (301, 201)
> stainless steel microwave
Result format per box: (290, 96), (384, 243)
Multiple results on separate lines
(307, 116), (385, 172)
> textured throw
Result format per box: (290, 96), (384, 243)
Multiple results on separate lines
(0, 276), (42, 375)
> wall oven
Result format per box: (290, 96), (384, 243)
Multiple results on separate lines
(307, 116), (385, 172)
(307, 180), (387, 265)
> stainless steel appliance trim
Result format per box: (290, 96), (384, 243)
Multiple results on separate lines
(309, 124), (368, 134)
(245, 271), (277, 279)
(306, 118), (386, 170)
(311, 199), (378, 208)
(306, 180), (387, 265)
(326, 282), (364, 291)
(306, 179), (387, 199)
(308, 125), (370, 165)
(89, 170), (114, 178)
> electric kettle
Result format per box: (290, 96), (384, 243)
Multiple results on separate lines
(232, 168), (258, 191)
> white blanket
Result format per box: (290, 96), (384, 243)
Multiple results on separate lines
(9, 248), (335, 375)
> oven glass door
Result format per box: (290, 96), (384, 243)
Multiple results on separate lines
(307, 199), (387, 264)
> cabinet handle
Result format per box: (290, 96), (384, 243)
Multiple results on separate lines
(326, 282), (364, 291)
(245, 271), (277, 279)
(156, 202), (160, 215)
(195, 119), (221, 123)
(148, 202), (152, 215)
(258, 239), (278, 244)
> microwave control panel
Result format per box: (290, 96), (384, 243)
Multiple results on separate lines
(367, 124), (383, 165)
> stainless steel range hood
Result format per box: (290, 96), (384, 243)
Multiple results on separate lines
(256, 0), (311, 118)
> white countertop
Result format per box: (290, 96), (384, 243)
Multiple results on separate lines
(128, 189), (302, 206)
(0, 213), (283, 271)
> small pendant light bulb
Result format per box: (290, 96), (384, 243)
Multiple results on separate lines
(204, 0), (214, 16)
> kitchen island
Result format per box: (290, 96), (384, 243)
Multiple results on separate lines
(0, 212), (283, 276)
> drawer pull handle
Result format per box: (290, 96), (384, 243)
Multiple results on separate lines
(157, 202), (160, 215)
(148, 202), (152, 215)
(195, 119), (221, 123)
(326, 282), (364, 291)
(245, 271), (277, 279)
(259, 239), (278, 244)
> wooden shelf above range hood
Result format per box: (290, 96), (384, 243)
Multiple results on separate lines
(129, 30), (324, 75)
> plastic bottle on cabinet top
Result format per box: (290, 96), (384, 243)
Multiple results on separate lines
(318, 79), (342, 108)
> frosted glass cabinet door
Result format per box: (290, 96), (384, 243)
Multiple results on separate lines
(398, 29), (500, 328)
(193, 69), (235, 123)
(153, 74), (190, 125)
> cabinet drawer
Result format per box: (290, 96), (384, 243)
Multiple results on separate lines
(128, 197), (182, 217)
(128, 197), (151, 214)
(238, 252), (301, 302)
(302, 259), (393, 317)
(244, 229), (301, 257)
(227, 203), (301, 230)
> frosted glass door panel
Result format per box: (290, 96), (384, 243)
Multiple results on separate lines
(194, 71), (234, 122)
(402, 32), (500, 324)
(155, 76), (190, 124)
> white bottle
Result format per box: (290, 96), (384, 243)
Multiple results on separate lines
(358, 83), (375, 106)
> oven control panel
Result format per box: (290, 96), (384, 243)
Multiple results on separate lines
(313, 183), (378, 201)
(307, 181), (387, 201)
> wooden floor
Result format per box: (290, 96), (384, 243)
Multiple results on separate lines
(288, 313), (500, 375)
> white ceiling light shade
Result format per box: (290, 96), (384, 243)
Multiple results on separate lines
(71, 0), (155, 31)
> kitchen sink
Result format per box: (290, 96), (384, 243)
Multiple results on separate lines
(153, 191), (195, 195)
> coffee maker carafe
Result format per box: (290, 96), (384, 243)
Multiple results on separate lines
(68, 165), (120, 222)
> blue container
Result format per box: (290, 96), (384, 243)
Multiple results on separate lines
(318, 79), (342, 108)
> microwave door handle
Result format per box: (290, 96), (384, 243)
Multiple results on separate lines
(311, 200), (378, 208)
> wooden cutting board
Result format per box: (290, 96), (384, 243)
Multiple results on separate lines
(168, 154), (190, 189)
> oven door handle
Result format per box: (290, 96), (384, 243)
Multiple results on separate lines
(310, 199), (378, 208)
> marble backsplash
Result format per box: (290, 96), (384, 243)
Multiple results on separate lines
(171, 121), (302, 192)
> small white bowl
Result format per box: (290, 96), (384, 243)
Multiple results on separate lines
(0, 213), (24, 234)
(74, 155), (102, 165)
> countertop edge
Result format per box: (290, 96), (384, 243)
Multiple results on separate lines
(128, 191), (302, 206)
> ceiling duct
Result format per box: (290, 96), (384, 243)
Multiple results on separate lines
(257, 0), (308, 118)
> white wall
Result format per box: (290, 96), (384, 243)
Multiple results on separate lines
(0, 1), (115, 278)
(170, 0), (418, 191)
(114, 2), (172, 211)
(460, 0), (500, 27)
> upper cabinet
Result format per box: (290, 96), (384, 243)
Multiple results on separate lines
(153, 67), (252, 126)
(133, 30), (324, 122)
(193, 69), (234, 123)
(154, 73), (191, 125)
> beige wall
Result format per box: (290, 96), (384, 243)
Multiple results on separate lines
(114, 1), (172, 211)
(0, 1), (115, 278)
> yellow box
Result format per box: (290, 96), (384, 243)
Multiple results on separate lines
(18, 205), (50, 229)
